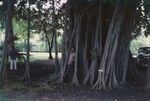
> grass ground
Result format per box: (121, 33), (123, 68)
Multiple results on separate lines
(0, 90), (7, 101)
(0, 52), (59, 101)
(29, 52), (62, 61)
(1, 52), (150, 101)
(1, 80), (150, 101)
(0, 80), (48, 101)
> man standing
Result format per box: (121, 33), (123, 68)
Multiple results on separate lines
(65, 48), (76, 81)
(9, 47), (17, 70)
(68, 48), (76, 66)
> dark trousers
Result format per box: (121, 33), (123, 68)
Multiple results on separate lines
(64, 64), (74, 82)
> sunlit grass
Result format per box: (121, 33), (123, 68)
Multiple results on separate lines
(29, 52), (62, 61)
(0, 90), (7, 101)
(130, 35), (150, 54)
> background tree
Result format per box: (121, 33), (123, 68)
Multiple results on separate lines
(22, 0), (31, 82)
(31, 0), (63, 59)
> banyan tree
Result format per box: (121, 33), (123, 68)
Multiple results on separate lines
(0, 0), (149, 90)
(59, 0), (150, 90)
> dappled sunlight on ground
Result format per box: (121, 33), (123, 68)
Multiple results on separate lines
(19, 52), (62, 61)
(30, 52), (62, 61)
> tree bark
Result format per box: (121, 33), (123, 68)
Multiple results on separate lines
(94, 0), (138, 89)
(0, 0), (15, 86)
(52, 0), (60, 76)
(23, 0), (31, 82)
(44, 31), (53, 59)
(59, 0), (139, 90)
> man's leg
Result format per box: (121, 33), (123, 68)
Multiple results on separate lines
(66, 65), (71, 75)
(64, 65), (70, 79)
(13, 59), (17, 70)
(10, 60), (13, 70)
(69, 64), (74, 78)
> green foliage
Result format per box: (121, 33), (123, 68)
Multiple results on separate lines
(0, 4), (5, 29)
(0, 90), (7, 101)
(144, 0), (150, 6)
(132, 0), (150, 38)
(13, 18), (28, 40)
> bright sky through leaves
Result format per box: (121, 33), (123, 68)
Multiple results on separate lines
(61, 0), (67, 4)
(0, 1), (3, 5)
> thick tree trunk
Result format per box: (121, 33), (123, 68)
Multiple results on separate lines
(60, 12), (68, 78)
(0, 0), (15, 86)
(93, 1), (125, 89)
(58, 16), (78, 83)
(23, 0), (31, 82)
(145, 63), (150, 88)
(94, 0), (138, 89)
(83, 0), (102, 85)
(0, 44), (6, 87)
(59, 0), (138, 90)
(54, 30), (60, 74)
(51, 0), (60, 77)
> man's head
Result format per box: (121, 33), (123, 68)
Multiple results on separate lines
(71, 48), (75, 53)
